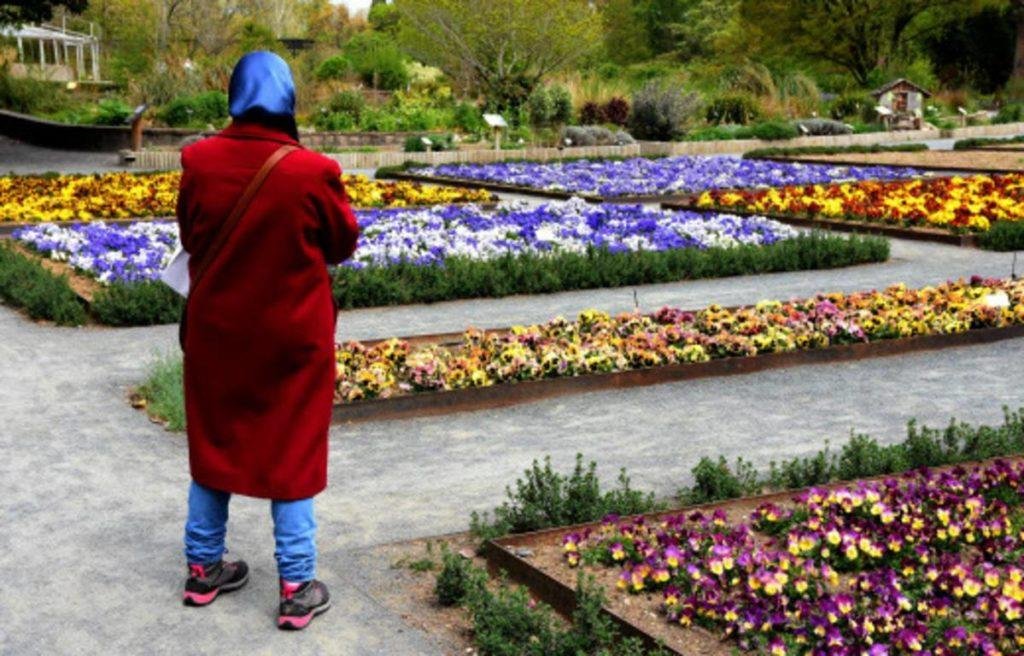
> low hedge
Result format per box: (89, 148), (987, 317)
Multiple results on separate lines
(91, 282), (183, 326)
(0, 242), (88, 325)
(680, 406), (1024, 505)
(5, 232), (888, 326)
(953, 135), (1024, 151)
(978, 221), (1024, 252)
(333, 233), (890, 309)
(744, 143), (928, 160)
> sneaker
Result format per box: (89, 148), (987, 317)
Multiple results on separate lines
(182, 559), (250, 607)
(278, 579), (331, 630)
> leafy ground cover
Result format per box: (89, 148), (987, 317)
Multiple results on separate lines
(410, 156), (922, 198)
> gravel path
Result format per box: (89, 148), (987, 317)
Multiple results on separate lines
(0, 137), (129, 174)
(2, 139), (1023, 654)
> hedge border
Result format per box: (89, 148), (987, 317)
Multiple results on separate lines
(4, 231), (889, 327)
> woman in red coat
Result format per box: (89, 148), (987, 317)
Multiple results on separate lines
(176, 51), (359, 631)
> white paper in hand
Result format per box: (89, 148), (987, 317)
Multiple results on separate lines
(160, 245), (191, 297)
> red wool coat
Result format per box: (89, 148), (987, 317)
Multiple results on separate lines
(177, 121), (359, 500)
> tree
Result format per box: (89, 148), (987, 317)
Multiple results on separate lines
(1010, 0), (1024, 84)
(599, 0), (651, 65)
(368, 0), (399, 36)
(737, 0), (986, 86)
(0, 1), (88, 25)
(395, 0), (601, 113)
(924, 6), (1014, 92)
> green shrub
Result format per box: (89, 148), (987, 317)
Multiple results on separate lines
(403, 133), (454, 152)
(750, 120), (798, 140)
(315, 55), (353, 81)
(314, 111), (357, 131)
(979, 221), (1024, 251)
(0, 72), (71, 115)
(525, 84), (573, 128)
(994, 103), (1024, 124)
(745, 143), (928, 159)
(469, 454), (659, 543)
(628, 82), (702, 140)
(685, 125), (743, 141)
(829, 92), (872, 121)
(0, 243), (88, 325)
(461, 571), (657, 656)
(705, 92), (760, 125)
(679, 407), (1024, 504)
(344, 32), (409, 90)
(453, 101), (484, 133)
(92, 99), (134, 126)
(435, 546), (482, 607)
(953, 135), (1024, 150)
(90, 282), (183, 326)
(327, 90), (366, 120)
(684, 456), (760, 504)
(136, 354), (186, 431)
(160, 91), (229, 128)
(314, 90), (366, 131)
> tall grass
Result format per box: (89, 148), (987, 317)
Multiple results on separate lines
(137, 354), (186, 432)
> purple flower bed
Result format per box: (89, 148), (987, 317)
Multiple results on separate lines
(12, 221), (178, 284)
(13, 201), (799, 283)
(414, 156), (923, 197)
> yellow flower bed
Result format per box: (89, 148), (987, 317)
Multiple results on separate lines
(0, 172), (493, 224)
(697, 174), (1024, 233)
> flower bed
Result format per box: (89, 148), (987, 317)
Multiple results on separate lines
(0, 171), (493, 224)
(696, 174), (1024, 234)
(561, 459), (1024, 655)
(13, 201), (799, 283)
(9, 201), (890, 325)
(333, 277), (1024, 403)
(133, 277), (1024, 425)
(410, 156), (923, 198)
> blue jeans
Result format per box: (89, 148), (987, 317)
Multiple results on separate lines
(184, 480), (317, 582)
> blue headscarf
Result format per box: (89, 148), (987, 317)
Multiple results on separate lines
(228, 51), (298, 138)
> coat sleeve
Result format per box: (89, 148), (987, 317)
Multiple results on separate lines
(314, 160), (360, 265)
(176, 146), (196, 253)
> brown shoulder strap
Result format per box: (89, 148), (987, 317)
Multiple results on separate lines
(189, 144), (298, 296)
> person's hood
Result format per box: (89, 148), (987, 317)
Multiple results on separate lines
(229, 51), (295, 119)
(228, 51), (298, 139)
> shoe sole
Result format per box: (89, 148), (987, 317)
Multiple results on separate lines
(183, 571), (250, 607)
(277, 600), (331, 631)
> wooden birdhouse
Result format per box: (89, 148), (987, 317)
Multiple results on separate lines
(871, 79), (932, 130)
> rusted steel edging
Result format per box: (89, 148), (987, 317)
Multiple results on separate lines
(486, 453), (1024, 656)
(662, 198), (978, 247)
(331, 324), (1024, 424)
(483, 539), (677, 654)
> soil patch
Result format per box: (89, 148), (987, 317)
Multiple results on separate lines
(765, 149), (1024, 173)
(8, 241), (100, 303)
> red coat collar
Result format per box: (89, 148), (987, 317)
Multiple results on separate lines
(218, 120), (299, 145)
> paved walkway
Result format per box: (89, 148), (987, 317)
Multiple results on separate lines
(2, 236), (1023, 654)
(2, 139), (1023, 654)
